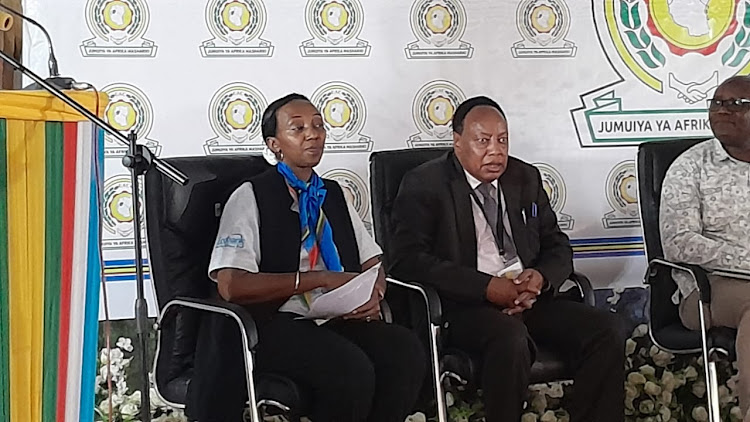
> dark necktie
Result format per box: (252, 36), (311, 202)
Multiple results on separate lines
(476, 183), (517, 260)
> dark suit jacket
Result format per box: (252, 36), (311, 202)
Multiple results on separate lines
(387, 151), (573, 312)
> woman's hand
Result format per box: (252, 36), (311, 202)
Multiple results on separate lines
(343, 287), (381, 321)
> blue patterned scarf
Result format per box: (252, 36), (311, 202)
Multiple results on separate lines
(277, 162), (343, 272)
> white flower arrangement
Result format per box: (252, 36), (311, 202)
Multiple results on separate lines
(95, 325), (742, 422)
(94, 337), (186, 422)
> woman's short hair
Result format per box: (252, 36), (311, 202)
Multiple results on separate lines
(261, 93), (311, 140)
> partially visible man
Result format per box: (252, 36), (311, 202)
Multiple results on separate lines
(388, 96), (625, 422)
(660, 76), (750, 421)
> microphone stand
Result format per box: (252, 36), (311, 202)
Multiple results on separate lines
(0, 49), (188, 422)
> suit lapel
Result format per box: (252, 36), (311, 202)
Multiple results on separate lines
(447, 154), (478, 268)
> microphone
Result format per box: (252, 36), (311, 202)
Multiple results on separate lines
(0, 4), (75, 90)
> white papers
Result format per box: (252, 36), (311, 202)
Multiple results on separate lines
(304, 263), (381, 320)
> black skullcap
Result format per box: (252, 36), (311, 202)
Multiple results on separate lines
(261, 93), (311, 140)
(452, 96), (506, 134)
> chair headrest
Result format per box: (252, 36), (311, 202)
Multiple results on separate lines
(369, 147), (449, 248)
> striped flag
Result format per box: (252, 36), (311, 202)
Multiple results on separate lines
(0, 91), (107, 422)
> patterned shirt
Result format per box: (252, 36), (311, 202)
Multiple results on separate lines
(659, 138), (750, 304)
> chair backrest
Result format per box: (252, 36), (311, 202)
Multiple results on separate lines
(636, 138), (708, 331)
(145, 155), (272, 403)
(369, 148), (449, 251)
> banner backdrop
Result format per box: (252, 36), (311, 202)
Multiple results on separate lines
(23, 0), (738, 320)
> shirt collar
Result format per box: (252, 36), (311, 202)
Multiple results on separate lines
(711, 138), (733, 163)
(463, 169), (498, 191)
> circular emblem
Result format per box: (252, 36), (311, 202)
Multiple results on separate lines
(534, 163), (567, 214)
(605, 161), (639, 216)
(102, 83), (153, 139)
(205, 0), (267, 45)
(86, 0), (149, 45)
(311, 81), (366, 141)
(305, 0), (364, 45)
(516, 0), (570, 46)
(646, 0), (736, 55)
(102, 175), (143, 237)
(413, 80), (466, 139)
(322, 169), (369, 220)
(411, 0), (467, 47)
(209, 83), (267, 143)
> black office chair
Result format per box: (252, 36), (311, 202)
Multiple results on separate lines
(369, 148), (596, 422)
(637, 138), (737, 422)
(145, 156), (309, 422)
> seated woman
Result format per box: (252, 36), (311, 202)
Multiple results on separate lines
(186, 94), (425, 422)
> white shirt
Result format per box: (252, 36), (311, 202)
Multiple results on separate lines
(208, 181), (382, 317)
(463, 170), (518, 277)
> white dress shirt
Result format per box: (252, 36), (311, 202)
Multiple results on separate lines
(463, 170), (519, 277)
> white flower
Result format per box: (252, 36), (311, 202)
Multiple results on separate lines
(659, 406), (672, 421)
(625, 339), (637, 356)
(632, 324), (648, 338)
(116, 378), (128, 395)
(445, 391), (454, 407)
(692, 380), (707, 398)
(627, 372), (647, 385)
(99, 364), (122, 380)
(98, 398), (117, 415)
(128, 390), (142, 407)
(727, 374), (739, 394)
(531, 393), (548, 413)
(692, 405), (709, 422)
(99, 348), (124, 365)
(521, 413), (539, 422)
(660, 370), (676, 392)
(405, 412), (426, 422)
(120, 402), (139, 417)
(649, 346), (673, 367)
(547, 382), (564, 399)
(639, 399), (655, 414)
(661, 390), (673, 405)
(625, 384), (638, 400)
(116, 337), (134, 353)
(639, 365), (656, 377)
(684, 366), (699, 380)
(644, 381), (662, 396)
(540, 410), (557, 422)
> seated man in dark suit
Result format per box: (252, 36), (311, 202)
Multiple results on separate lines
(388, 96), (626, 422)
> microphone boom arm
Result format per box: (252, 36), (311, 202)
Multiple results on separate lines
(0, 48), (188, 185)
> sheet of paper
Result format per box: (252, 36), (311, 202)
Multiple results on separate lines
(304, 263), (381, 320)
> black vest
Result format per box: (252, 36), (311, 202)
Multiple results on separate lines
(249, 168), (361, 274)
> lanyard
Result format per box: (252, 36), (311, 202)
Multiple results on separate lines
(469, 188), (505, 254)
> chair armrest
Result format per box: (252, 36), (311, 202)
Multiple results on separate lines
(567, 271), (596, 307)
(157, 296), (259, 350)
(647, 258), (711, 303)
(386, 278), (443, 326)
